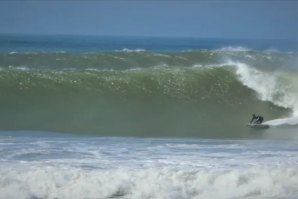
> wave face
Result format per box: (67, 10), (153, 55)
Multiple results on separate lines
(1, 38), (298, 137)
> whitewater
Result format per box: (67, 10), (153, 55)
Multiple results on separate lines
(0, 35), (298, 199)
(1, 134), (298, 199)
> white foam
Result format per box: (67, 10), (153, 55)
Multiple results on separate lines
(8, 65), (30, 71)
(0, 166), (297, 199)
(192, 64), (203, 68)
(15, 66), (30, 71)
(215, 46), (251, 52)
(152, 53), (171, 58)
(175, 56), (188, 61)
(191, 63), (227, 68)
(117, 48), (146, 53)
(264, 116), (298, 126)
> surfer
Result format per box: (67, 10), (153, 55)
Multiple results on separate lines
(250, 114), (264, 124)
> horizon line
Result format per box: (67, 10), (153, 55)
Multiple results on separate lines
(0, 33), (297, 42)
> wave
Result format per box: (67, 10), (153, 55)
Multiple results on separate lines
(0, 49), (298, 136)
(0, 63), (294, 137)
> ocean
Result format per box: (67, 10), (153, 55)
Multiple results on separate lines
(0, 35), (298, 198)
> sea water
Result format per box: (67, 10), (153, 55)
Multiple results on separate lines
(0, 35), (298, 198)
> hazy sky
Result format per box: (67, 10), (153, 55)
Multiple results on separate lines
(1, 0), (298, 40)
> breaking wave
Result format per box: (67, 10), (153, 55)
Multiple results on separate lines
(0, 49), (297, 136)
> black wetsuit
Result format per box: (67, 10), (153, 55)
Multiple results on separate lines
(251, 115), (263, 124)
(256, 116), (263, 124)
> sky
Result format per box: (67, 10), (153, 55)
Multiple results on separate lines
(0, 0), (298, 40)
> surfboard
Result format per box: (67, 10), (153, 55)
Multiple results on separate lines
(247, 123), (270, 129)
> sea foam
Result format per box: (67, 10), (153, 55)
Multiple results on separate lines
(0, 166), (297, 199)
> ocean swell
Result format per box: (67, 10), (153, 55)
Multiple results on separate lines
(0, 48), (297, 136)
(0, 64), (291, 137)
(1, 50), (298, 70)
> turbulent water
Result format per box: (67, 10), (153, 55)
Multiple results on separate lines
(1, 134), (298, 199)
(1, 35), (298, 199)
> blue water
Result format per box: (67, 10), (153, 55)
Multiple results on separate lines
(1, 34), (298, 52)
